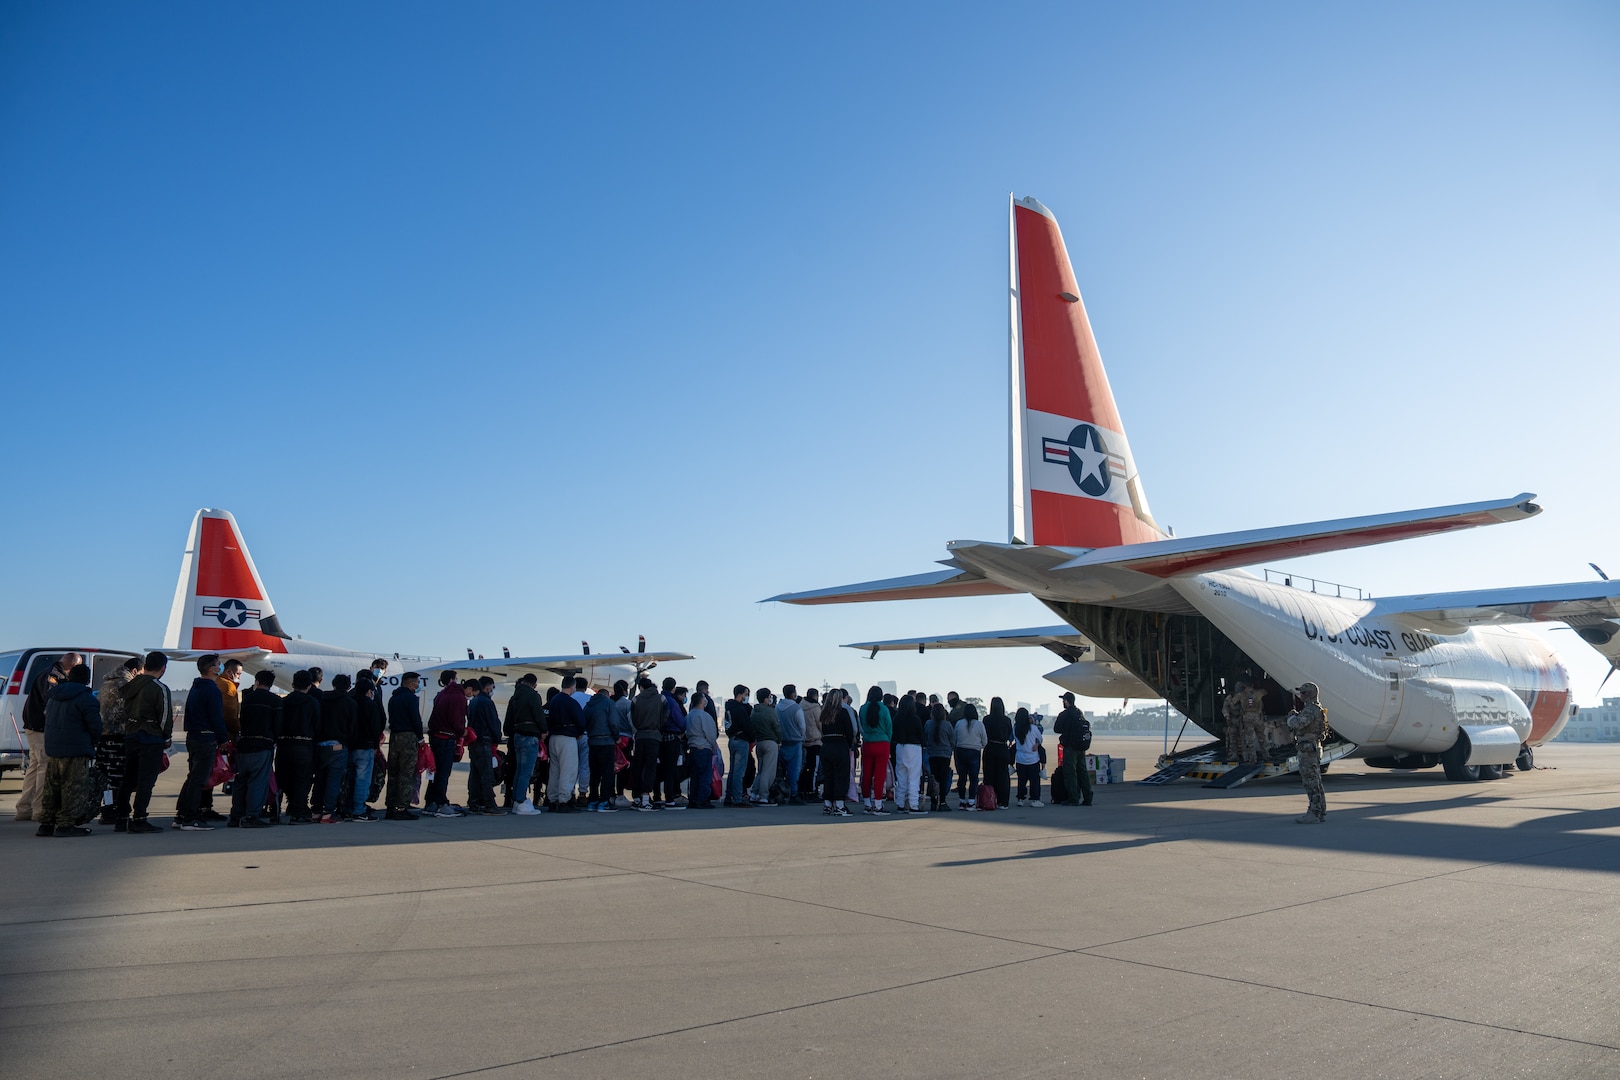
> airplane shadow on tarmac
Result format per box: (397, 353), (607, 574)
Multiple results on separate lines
(934, 768), (1620, 872)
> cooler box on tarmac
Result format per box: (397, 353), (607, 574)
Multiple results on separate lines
(1109, 759), (1126, 783)
(1089, 753), (1111, 785)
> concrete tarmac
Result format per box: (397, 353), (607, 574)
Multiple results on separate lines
(2, 740), (1618, 1079)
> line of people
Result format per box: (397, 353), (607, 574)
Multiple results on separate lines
(19, 651), (1101, 836)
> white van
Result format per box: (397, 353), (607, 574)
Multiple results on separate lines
(0, 647), (143, 773)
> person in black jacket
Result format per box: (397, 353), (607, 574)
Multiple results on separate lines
(1052, 692), (1094, 806)
(276, 670), (320, 823)
(16, 653), (80, 822)
(502, 674), (546, 816)
(544, 682), (586, 812)
(891, 695), (926, 814)
(385, 673), (425, 820)
(345, 673), (386, 822)
(465, 677), (503, 814)
(981, 697), (1015, 810)
(313, 674), (354, 823)
(38, 663), (100, 837)
(818, 691), (855, 817)
(231, 671), (280, 829)
(723, 685), (754, 808)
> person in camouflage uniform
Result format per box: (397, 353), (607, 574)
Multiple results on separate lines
(1287, 681), (1328, 823)
(94, 658), (141, 824)
(1239, 683), (1269, 765)
(1222, 683), (1245, 761)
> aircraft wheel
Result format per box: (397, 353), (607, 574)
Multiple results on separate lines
(1516, 748), (1534, 771)
(1477, 764), (1503, 780)
(1440, 736), (1478, 782)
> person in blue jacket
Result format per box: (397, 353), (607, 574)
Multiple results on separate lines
(176, 655), (228, 831)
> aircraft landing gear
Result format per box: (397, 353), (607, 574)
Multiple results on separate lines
(1440, 735), (1479, 782)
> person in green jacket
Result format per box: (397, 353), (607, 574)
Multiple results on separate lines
(858, 686), (892, 815)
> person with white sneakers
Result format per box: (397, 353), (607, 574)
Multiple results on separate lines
(1013, 707), (1045, 807)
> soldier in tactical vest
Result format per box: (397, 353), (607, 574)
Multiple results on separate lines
(1286, 681), (1328, 823)
(1222, 682), (1245, 761)
(1239, 683), (1268, 765)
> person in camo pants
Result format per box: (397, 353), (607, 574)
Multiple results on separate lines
(1288, 682), (1328, 824)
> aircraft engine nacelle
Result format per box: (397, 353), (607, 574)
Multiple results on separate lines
(1385, 678), (1531, 765)
(1043, 661), (1155, 700)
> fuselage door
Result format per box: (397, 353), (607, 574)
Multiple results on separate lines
(1367, 655), (1410, 745)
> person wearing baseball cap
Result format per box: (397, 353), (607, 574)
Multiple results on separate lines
(1286, 682), (1328, 823)
(1052, 692), (1093, 806)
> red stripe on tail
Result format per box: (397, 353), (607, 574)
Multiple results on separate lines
(196, 516), (264, 600)
(1031, 491), (1163, 548)
(1015, 204), (1125, 431)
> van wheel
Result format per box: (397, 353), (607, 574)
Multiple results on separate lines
(1440, 736), (1478, 782)
(1516, 748), (1534, 771)
(1477, 764), (1503, 780)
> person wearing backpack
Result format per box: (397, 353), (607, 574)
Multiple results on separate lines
(1052, 692), (1094, 807)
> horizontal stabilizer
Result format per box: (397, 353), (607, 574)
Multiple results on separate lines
(844, 625), (1088, 658)
(765, 569), (1017, 606)
(1055, 493), (1540, 578)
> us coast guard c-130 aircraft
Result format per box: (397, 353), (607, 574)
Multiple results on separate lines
(158, 508), (691, 696)
(769, 195), (1620, 782)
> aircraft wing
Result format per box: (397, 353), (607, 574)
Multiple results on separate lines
(1053, 493), (1541, 578)
(1373, 580), (1620, 667)
(844, 625), (1091, 661)
(764, 569), (1018, 606)
(418, 652), (694, 680)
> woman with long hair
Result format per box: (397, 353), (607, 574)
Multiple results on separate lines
(819, 689), (855, 817)
(981, 696), (1014, 809)
(1013, 707), (1044, 807)
(858, 686), (892, 814)
(924, 701), (956, 811)
(952, 703), (985, 810)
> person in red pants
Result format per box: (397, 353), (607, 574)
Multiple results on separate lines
(857, 685), (892, 815)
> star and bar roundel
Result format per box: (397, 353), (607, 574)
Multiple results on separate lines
(1041, 422), (1122, 498)
(201, 598), (261, 628)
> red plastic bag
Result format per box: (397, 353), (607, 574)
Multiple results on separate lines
(976, 784), (999, 811)
(416, 743), (433, 775)
(159, 752), (170, 773)
(612, 743), (630, 773)
(538, 739), (549, 763)
(711, 755), (723, 799)
(208, 747), (235, 787)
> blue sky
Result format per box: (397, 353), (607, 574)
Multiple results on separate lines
(3, 2), (1617, 711)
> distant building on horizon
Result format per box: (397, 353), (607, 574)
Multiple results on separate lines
(1555, 698), (1620, 742)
